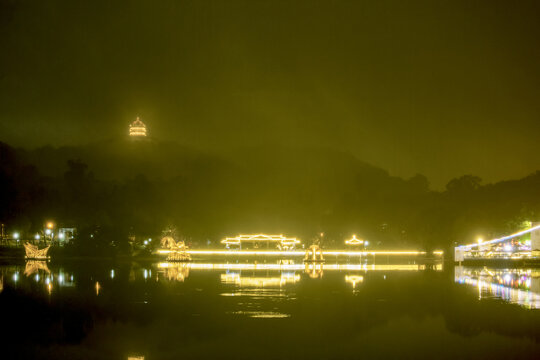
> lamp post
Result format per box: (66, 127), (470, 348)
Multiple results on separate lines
(45, 222), (55, 244)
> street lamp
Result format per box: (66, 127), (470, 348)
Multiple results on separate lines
(13, 232), (19, 240)
(35, 234), (40, 240)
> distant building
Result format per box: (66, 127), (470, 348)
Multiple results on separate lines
(129, 117), (147, 138)
(58, 227), (77, 245)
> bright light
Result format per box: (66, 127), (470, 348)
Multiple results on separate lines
(458, 224), (540, 249)
(144, 240), (148, 245)
(345, 235), (364, 246)
(34, 234), (40, 240)
(129, 117), (147, 137)
(45, 229), (52, 235)
(220, 273), (300, 287)
(13, 232), (19, 240)
(58, 232), (65, 239)
(183, 250), (429, 256)
(184, 262), (442, 271)
(504, 245), (513, 252)
(477, 237), (483, 244)
(345, 275), (364, 288)
(46, 222), (54, 229)
(24, 243), (51, 259)
(364, 241), (369, 246)
(222, 234), (300, 248)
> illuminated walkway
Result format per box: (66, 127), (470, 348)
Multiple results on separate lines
(185, 250), (443, 257)
(159, 262), (442, 271)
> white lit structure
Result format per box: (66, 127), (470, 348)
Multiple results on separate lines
(129, 117), (147, 137)
(455, 224), (540, 262)
(222, 234), (301, 250)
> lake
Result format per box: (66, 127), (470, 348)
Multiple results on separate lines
(1, 259), (539, 359)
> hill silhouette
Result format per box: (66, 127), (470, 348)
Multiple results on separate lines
(1, 140), (539, 254)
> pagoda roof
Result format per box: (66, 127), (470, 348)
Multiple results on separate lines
(131, 117), (146, 127)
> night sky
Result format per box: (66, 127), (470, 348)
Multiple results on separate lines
(1, 0), (539, 188)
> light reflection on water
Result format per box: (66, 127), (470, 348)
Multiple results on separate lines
(3, 260), (540, 358)
(455, 266), (540, 309)
(5, 261), (540, 311)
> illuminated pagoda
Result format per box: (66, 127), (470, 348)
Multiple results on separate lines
(222, 234), (300, 250)
(129, 117), (147, 138)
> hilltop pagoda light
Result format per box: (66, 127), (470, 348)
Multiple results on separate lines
(129, 117), (147, 137)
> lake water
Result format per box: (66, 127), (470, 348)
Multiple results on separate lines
(1, 259), (539, 359)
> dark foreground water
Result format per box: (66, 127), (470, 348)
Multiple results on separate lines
(1, 259), (540, 360)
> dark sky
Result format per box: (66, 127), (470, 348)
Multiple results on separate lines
(1, 0), (539, 188)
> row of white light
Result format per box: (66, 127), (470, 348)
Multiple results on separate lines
(457, 224), (540, 250)
(181, 250), (443, 256)
(159, 263), (440, 271)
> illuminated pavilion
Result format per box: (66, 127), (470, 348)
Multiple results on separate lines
(222, 234), (301, 250)
(129, 117), (147, 138)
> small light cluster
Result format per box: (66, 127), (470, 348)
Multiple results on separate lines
(129, 117), (147, 137)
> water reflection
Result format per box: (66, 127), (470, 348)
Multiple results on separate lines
(157, 262), (190, 282)
(2, 261), (540, 358)
(24, 260), (50, 276)
(0, 261), (445, 298)
(345, 275), (364, 290)
(220, 272), (300, 287)
(455, 266), (540, 309)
